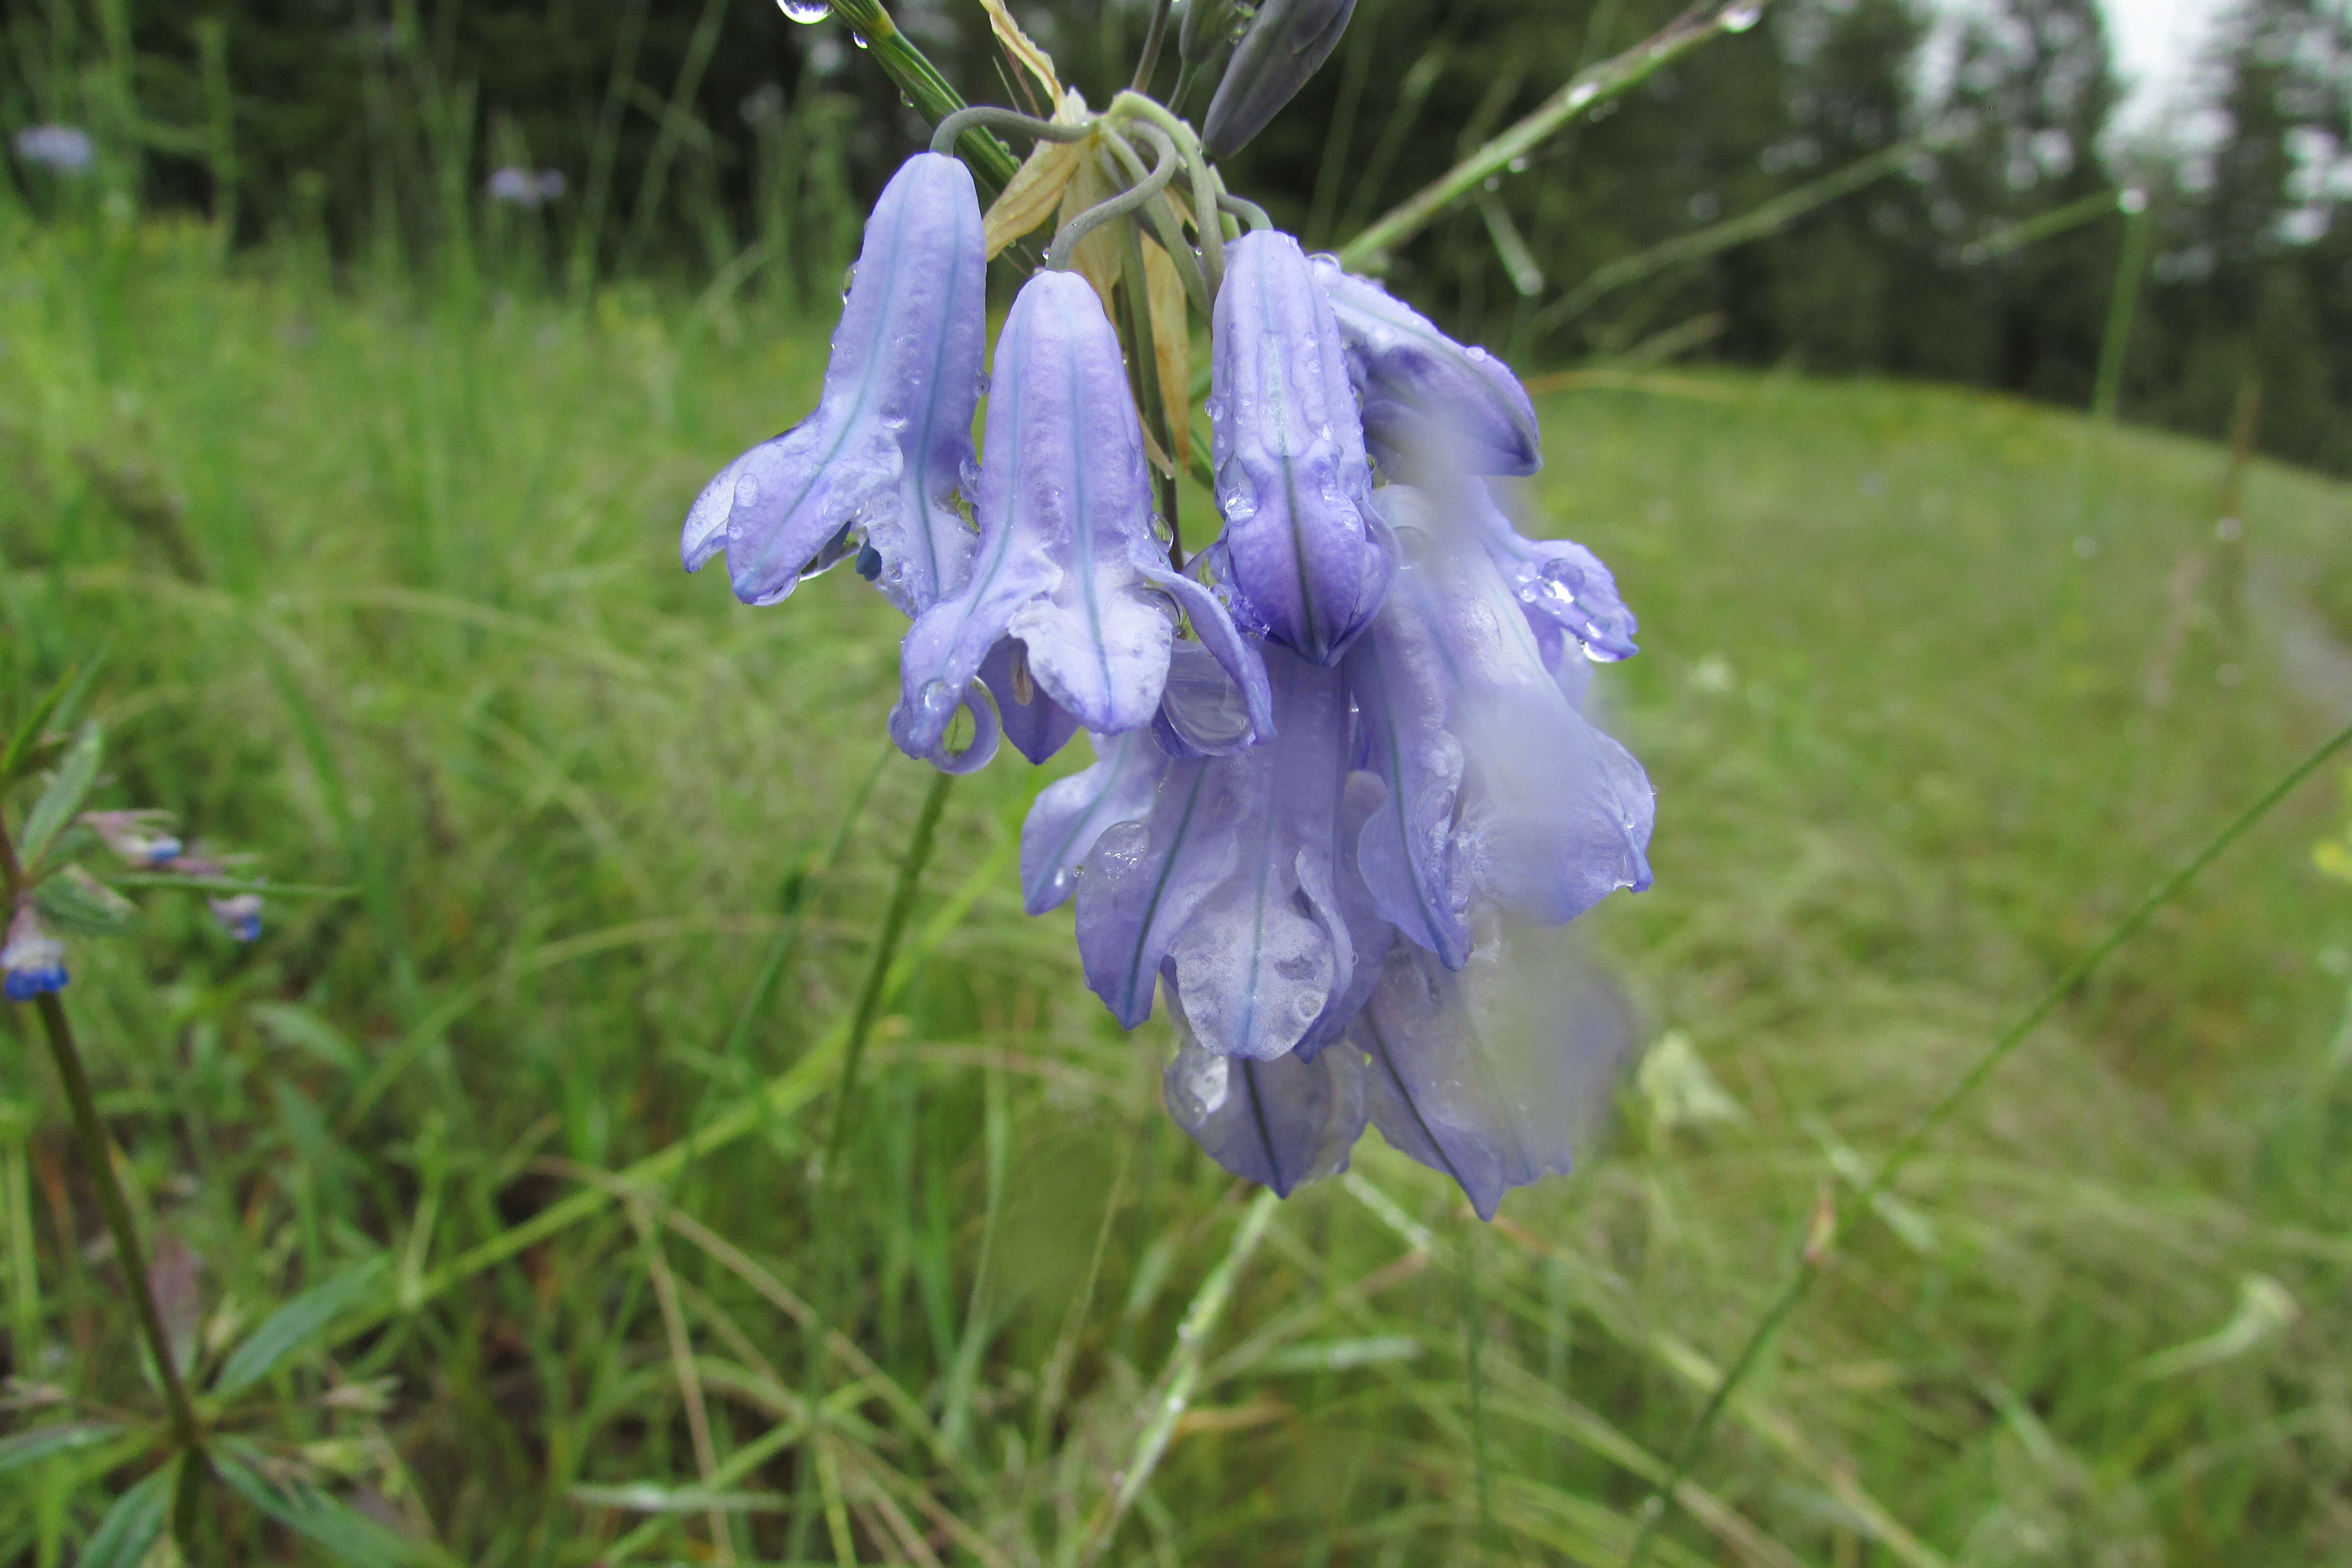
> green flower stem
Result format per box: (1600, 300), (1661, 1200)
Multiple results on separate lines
(1131, 0), (1175, 93)
(824, 0), (1020, 188)
(1067, 1188), (1281, 1568)
(928, 106), (1092, 159)
(1101, 127), (1215, 319)
(1044, 124), (1179, 273)
(1621, 714), (2352, 1568)
(0, 818), (207, 1525)
(815, 765), (957, 1183)
(2092, 198), (2152, 422)
(1112, 92), (1226, 297)
(1115, 211), (1185, 565)
(1339, 0), (1769, 271)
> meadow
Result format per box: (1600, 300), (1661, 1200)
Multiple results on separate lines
(3, 206), (2350, 1564)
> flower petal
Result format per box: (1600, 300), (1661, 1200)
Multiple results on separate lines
(1164, 1024), (1367, 1195)
(1311, 256), (1542, 478)
(1078, 650), (1358, 1058)
(981, 638), (1081, 765)
(1351, 935), (1633, 1219)
(1019, 728), (1166, 915)
(893, 270), (1180, 771)
(1469, 488), (1638, 662)
(684, 152), (986, 615)
(1204, 231), (1393, 666)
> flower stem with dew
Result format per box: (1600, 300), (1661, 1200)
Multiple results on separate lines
(1621, 713), (2352, 1568)
(1066, 1188), (1281, 1568)
(1045, 123), (1179, 272)
(1339, 0), (1769, 271)
(1099, 125), (1215, 318)
(0, 812), (208, 1541)
(1112, 92), (1227, 296)
(824, 0), (1021, 186)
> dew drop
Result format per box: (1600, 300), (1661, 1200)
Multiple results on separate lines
(1721, 2), (1762, 29)
(1507, 155), (1530, 174)
(1566, 82), (1600, 110)
(735, 474), (763, 507)
(850, 30), (870, 48)
(777, 0), (829, 19)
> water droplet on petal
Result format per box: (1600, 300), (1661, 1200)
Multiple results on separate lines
(778, 0), (829, 18)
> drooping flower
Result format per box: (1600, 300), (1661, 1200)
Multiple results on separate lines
(81, 810), (183, 868)
(1019, 729), (1165, 915)
(1348, 933), (1634, 1219)
(1202, 0), (1363, 159)
(3, 903), (66, 999)
(1164, 1013), (1366, 1196)
(1199, 231), (1393, 666)
(892, 270), (1270, 772)
(1310, 255), (1542, 478)
(12, 125), (94, 175)
(208, 892), (263, 942)
(683, 151), (988, 616)
(1076, 648), (1364, 1060)
(1345, 485), (1653, 967)
(1469, 486), (1638, 664)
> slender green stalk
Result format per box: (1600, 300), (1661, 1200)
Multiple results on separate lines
(0, 807), (208, 1540)
(825, 0), (1021, 187)
(1045, 125), (1178, 273)
(1964, 188), (2127, 265)
(1113, 92), (1226, 297)
(2093, 198), (2152, 423)
(929, 106), (1093, 158)
(1622, 714), (2352, 1567)
(1132, 0), (1175, 93)
(1115, 212), (1184, 561)
(815, 765), (958, 1181)
(1067, 1189), (1282, 1568)
(1529, 140), (1915, 337)
(1340, 0), (1770, 270)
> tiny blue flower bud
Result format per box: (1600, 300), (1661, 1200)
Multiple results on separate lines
(12, 125), (94, 175)
(893, 271), (1270, 773)
(81, 811), (184, 868)
(683, 152), (988, 616)
(1310, 255), (1542, 477)
(1201, 0), (1361, 159)
(2, 903), (67, 1000)
(208, 893), (264, 943)
(1200, 231), (1393, 666)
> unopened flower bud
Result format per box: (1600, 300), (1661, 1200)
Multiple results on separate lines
(1202, 0), (1359, 159)
(1180, 0), (1252, 65)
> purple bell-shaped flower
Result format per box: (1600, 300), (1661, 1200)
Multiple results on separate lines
(682, 152), (988, 616)
(892, 270), (1270, 773)
(1198, 231), (1394, 667)
(1310, 254), (1544, 479)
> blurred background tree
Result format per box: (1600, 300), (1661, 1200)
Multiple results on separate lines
(3, 0), (2347, 470)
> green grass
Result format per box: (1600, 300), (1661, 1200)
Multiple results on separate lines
(3, 209), (2350, 1565)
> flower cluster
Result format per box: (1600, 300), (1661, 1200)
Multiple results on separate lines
(685, 141), (1653, 1216)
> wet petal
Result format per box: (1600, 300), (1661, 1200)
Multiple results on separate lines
(1344, 609), (1472, 968)
(1077, 651), (1358, 1058)
(1019, 729), (1167, 915)
(1469, 489), (1638, 662)
(1311, 256), (1542, 478)
(1164, 1018), (1367, 1195)
(1297, 771), (1399, 1057)
(1351, 935), (1633, 1219)
(1204, 231), (1393, 666)
(1362, 486), (1653, 936)
(981, 638), (1081, 765)
(683, 152), (987, 615)
(895, 271), (1220, 771)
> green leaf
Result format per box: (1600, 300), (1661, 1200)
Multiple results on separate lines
(33, 865), (139, 936)
(0, 1419), (125, 1474)
(213, 1255), (388, 1397)
(0, 677), (71, 790)
(213, 1445), (414, 1568)
(18, 721), (104, 868)
(76, 1465), (171, 1568)
(250, 1002), (362, 1073)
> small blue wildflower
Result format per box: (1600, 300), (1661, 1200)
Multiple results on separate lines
(12, 125), (94, 175)
(486, 167), (567, 206)
(684, 152), (989, 616)
(1199, 231), (1393, 666)
(207, 892), (263, 943)
(2, 903), (67, 1000)
(82, 810), (184, 868)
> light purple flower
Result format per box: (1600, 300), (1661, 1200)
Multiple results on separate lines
(1199, 231), (1393, 666)
(1470, 487), (1637, 663)
(3, 903), (66, 1000)
(891, 270), (1270, 773)
(1310, 255), (1542, 478)
(12, 125), (94, 174)
(683, 152), (988, 616)
(1346, 485), (1652, 966)
(1075, 648), (1361, 1060)
(1019, 729), (1165, 915)
(1350, 935), (1635, 1219)
(486, 167), (567, 206)
(1164, 1017), (1366, 1196)
(208, 892), (263, 942)
(81, 810), (182, 868)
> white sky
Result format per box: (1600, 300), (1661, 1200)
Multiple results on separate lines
(2096, 0), (2233, 131)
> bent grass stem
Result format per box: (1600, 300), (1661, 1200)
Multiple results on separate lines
(1621, 714), (2352, 1566)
